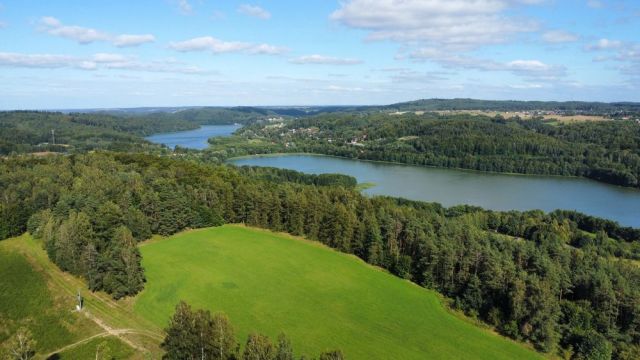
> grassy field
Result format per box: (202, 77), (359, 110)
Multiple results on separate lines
(0, 237), (100, 356)
(135, 225), (543, 360)
(0, 235), (159, 359)
(55, 335), (135, 359)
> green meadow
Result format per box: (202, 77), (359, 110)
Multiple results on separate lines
(0, 236), (101, 357)
(55, 336), (135, 360)
(135, 225), (542, 360)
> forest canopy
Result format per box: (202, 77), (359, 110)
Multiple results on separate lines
(2, 151), (640, 358)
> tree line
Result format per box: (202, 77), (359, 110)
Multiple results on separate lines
(2, 152), (640, 359)
(162, 301), (343, 360)
(217, 113), (640, 188)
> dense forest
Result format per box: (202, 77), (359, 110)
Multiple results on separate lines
(0, 111), (188, 155)
(0, 108), (273, 155)
(211, 113), (640, 188)
(2, 151), (640, 359)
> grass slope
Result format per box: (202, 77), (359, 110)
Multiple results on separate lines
(0, 236), (99, 356)
(55, 336), (135, 360)
(135, 225), (542, 360)
(0, 235), (158, 359)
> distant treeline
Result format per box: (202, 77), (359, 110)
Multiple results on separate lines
(0, 111), (189, 155)
(382, 98), (640, 114)
(2, 152), (640, 358)
(220, 113), (640, 188)
(0, 109), (265, 155)
(237, 165), (357, 188)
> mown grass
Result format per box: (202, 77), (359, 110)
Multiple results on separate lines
(135, 225), (543, 360)
(53, 335), (135, 360)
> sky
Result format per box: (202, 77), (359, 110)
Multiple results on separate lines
(0, 0), (639, 109)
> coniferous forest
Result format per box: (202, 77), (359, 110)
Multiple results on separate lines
(2, 149), (640, 358)
(3, 1), (640, 358)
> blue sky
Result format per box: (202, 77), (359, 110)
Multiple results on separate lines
(0, 0), (638, 109)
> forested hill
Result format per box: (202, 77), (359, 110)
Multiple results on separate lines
(384, 98), (640, 114)
(2, 151), (640, 358)
(220, 112), (640, 188)
(0, 111), (200, 155)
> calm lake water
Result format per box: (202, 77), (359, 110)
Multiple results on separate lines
(230, 154), (640, 228)
(146, 124), (242, 150)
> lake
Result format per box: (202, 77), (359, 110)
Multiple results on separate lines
(145, 124), (242, 150)
(230, 154), (640, 228)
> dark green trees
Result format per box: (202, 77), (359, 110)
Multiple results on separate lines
(3, 152), (640, 357)
(161, 301), (238, 360)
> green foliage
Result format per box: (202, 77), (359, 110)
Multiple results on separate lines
(137, 226), (541, 360)
(161, 301), (238, 360)
(319, 350), (345, 360)
(383, 98), (640, 113)
(275, 334), (294, 360)
(243, 333), (274, 360)
(225, 113), (640, 188)
(0, 111), (177, 155)
(3, 152), (640, 356)
(237, 165), (357, 188)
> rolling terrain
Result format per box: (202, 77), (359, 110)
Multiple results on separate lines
(0, 235), (160, 359)
(134, 225), (543, 360)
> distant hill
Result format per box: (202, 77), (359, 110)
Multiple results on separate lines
(384, 98), (640, 113)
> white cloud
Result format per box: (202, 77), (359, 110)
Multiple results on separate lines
(174, 0), (193, 14)
(586, 38), (623, 51)
(238, 4), (271, 19)
(330, 0), (541, 51)
(0, 21), (7, 29)
(247, 44), (289, 55)
(542, 30), (579, 43)
(509, 83), (545, 89)
(169, 36), (287, 55)
(113, 34), (156, 47)
(0, 51), (202, 74)
(0, 52), (78, 69)
(170, 36), (250, 53)
(290, 55), (363, 65)
(38, 16), (155, 47)
(39, 16), (109, 44)
(410, 48), (565, 79)
(325, 85), (365, 92)
(586, 0), (603, 9)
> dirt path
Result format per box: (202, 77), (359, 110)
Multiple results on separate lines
(43, 332), (111, 358)
(5, 235), (164, 358)
(43, 325), (163, 359)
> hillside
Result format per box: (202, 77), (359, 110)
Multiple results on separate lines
(0, 234), (162, 359)
(384, 98), (640, 114)
(134, 225), (543, 360)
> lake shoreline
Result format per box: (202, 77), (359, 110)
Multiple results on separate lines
(230, 153), (640, 228)
(228, 151), (606, 184)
